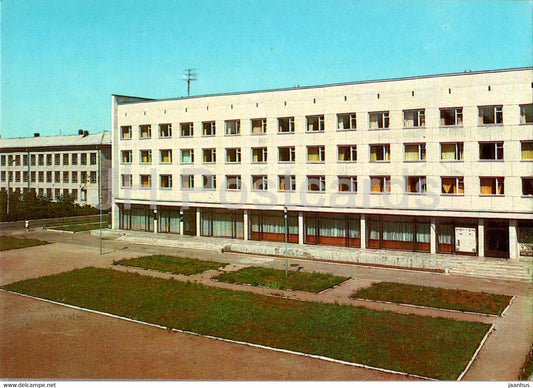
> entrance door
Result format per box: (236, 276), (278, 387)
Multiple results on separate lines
(485, 220), (509, 258)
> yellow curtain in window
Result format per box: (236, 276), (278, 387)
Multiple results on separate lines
(521, 143), (533, 160)
(497, 179), (504, 195)
(308, 148), (320, 162)
(370, 147), (377, 161)
(371, 178), (381, 192)
(405, 145), (419, 160)
(441, 144), (455, 160)
(338, 148), (346, 161)
(480, 178), (493, 194)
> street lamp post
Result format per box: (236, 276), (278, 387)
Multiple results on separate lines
(284, 206), (288, 277)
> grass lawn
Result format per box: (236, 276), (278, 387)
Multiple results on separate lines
(2, 267), (490, 380)
(214, 266), (349, 293)
(114, 255), (228, 276)
(0, 235), (49, 251)
(351, 282), (512, 315)
(51, 222), (108, 232)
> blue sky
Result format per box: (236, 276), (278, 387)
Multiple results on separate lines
(1, 0), (531, 138)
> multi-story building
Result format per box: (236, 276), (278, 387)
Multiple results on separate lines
(0, 130), (111, 207)
(111, 68), (533, 260)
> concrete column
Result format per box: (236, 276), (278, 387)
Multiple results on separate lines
(478, 219), (485, 257)
(153, 208), (158, 233)
(298, 211), (304, 245)
(243, 210), (249, 241)
(112, 202), (120, 230)
(430, 217), (437, 254)
(509, 220), (518, 260)
(179, 209), (184, 235)
(360, 214), (366, 249)
(196, 208), (201, 237)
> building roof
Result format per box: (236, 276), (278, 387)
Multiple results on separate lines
(0, 131), (111, 151)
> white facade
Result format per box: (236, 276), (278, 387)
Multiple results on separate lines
(112, 68), (533, 259)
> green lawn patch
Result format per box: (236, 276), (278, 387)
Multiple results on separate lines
(2, 267), (490, 380)
(214, 266), (349, 293)
(51, 222), (108, 232)
(0, 236), (49, 251)
(114, 255), (228, 276)
(351, 282), (512, 315)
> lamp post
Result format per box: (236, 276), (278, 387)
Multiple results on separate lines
(284, 206), (288, 277)
(6, 158), (15, 217)
(99, 196), (103, 255)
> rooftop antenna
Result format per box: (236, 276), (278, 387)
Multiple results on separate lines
(183, 68), (198, 97)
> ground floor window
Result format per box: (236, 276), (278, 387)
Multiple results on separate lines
(518, 220), (533, 257)
(119, 204), (153, 232)
(304, 212), (360, 247)
(436, 218), (478, 255)
(158, 207), (180, 234)
(201, 208), (243, 239)
(249, 210), (298, 243)
(367, 215), (430, 252)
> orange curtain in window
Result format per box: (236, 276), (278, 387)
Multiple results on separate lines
(442, 178), (453, 193)
(480, 178), (493, 194)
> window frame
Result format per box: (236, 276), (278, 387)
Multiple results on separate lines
(369, 144), (391, 162)
(278, 146), (296, 163)
(225, 119), (241, 136)
(404, 143), (426, 161)
(307, 175), (326, 192)
(440, 107), (463, 127)
(306, 114), (325, 133)
(306, 145), (325, 163)
(278, 117), (295, 133)
(337, 145), (357, 162)
(225, 148), (242, 164)
(369, 111), (390, 129)
(338, 175), (357, 193)
(478, 105), (503, 126)
(337, 112), (357, 131)
(403, 109), (426, 128)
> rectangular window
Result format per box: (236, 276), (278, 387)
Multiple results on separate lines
(63, 153), (69, 165)
(63, 171), (69, 183)
(403, 109), (425, 127)
(71, 171), (78, 183)
(54, 154), (60, 165)
(90, 153), (97, 165)
(252, 147), (267, 163)
(440, 143), (464, 161)
(369, 111), (390, 129)
(478, 105), (503, 125)
(160, 149), (172, 164)
(479, 142), (504, 160)
(370, 176), (391, 193)
(160, 175), (172, 189)
(14, 155), (20, 166)
(121, 150), (132, 164)
(81, 171), (87, 183)
(251, 118), (267, 134)
(405, 176), (427, 193)
(90, 172), (97, 184)
(46, 171), (52, 183)
(30, 154), (36, 166)
(159, 123), (172, 138)
(22, 171), (28, 183)
(71, 189), (78, 200)
(54, 189), (60, 199)
(30, 171), (36, 183)
(181, 175), (194, 189)
(54, 171), (60, 183)
(121, 126), (132, 139)
(23, 155), (28, 166)
(338, 145), (357, 162)
(522, 178), (533, 196)
(139, 124), (151, 139)
(252, 175), (268, 190)
(306, 115), (325, 132)
(80, 189), (87, 202)
(140, 150), (152, 164)
(279, 175), (296, 191)
(307, 175), (325, 192)
(441, 177), (464, 194)
(278, 146), (296, 162)
(404, 143), (426, 161)
(278, 117), (295, 133)
(226, 175), (241, 190)
(203, 175), (216, 190)
(80, 153), (87, 165)
(140, 174), (152, 188)
(440, 107), (463, 126)
(520, 104), (533, 124)
(38, 172), (44, 183)
(181, 149), (194, 164)
(0, 155), (5, 166)
(71, 154), (77, 165)
(521, 141), (533, 160)
(480, 177), (504, 195)
(0, 171), (5, 182)
(338, 176), (357, 192)
(225, 120), (241, 135)
(307, 146), (325, 163)
(46, 154), (52, 166)
(202, 121), (216, 136)
(226, 148), (241, 163)
(337, 113), (356, 131)
(180, 122), (193, 137)
(370, 144), (391, 161)
(203, 148), (216, 163)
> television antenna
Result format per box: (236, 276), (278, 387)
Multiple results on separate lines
(182, 68), (198, 97)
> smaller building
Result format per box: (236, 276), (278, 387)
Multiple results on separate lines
(0, 130), (111, 207)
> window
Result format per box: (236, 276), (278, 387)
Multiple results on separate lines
(63, 154), (69, 165)
(71, 189), (78, 200)
(278, 117), (295, 133)
(54, 189), (60, 199)
(441, 177), (464, 194)
(121, 126), (132, 139)
(252, 147), (267, 163)
(181, 175), (194, 189)
(22, 171), (28, 182)
(121, 150), (132, 164)
(480, 177), (504, 195)
(306, 115), (325, 132)
(13, 171), (19, 182)
(38, 154), (44, 166)
(30, 171), (36, 183)
(307, 175), (325, 192)
(140, 150), (152, 164)
(30, 154), (36, 166)
(71, 154), (77, 165)
(160, 175), (172, 189)
(440, 143), (464, 161)
(307, 146), (325, 163)
(0, 155), (4, 166)
(71, 171), (78, 183)
(160, 149), (172, 164)
(80, 153), (87, 165)
(403, 109), (425, 127)
(226, 148), (241, 163)
(80, 189), (87, 202)
(478, 105), (503, 125)
(479, 142), (504, 160)
(181, 149), (194, 164)
(38, 172), (44, 183)
(279, 175), (296, 191)
(338, 176), (357, 192)
(140, 175), (152, 188)
(251, 118), (266, 134)
(338, 145), (357, 162)
(405, 176), (427, 193)
(54, 171), (60, 183)
(252, 175), (268, 190)
(404, 143), (426, 161)
(337, 113), (356, 131)
(23, 155), (28, 166)
(225, 120), (240, 135)
(370, 176), (391, 193)
(226, 175), (241, 190)
(46, 154), (52, 166)
(522, 178), (533, 196)
(180, 122), (193, 137)
(369, 111), (389, 129)
(90, 172), (97, 184)
(80, 172), (87, 183)
(202, 121), (215, 136)
(203, 175), (216, 190)
(521, 141), (533, 160)
(63, 171), (69, 183)
(370, 144), (390, 162)
(139, 125), (151, 139)
(203, 148), (216, 163)
(440, 107), (463, 126)
(159, 123), (172, 138)
(279, 146), (296, 162)
(0, 171), (5, 182)
(90, 153), (97, 165)
(520, 104), (533, 124)
(54, 154), (60, 165)
(14, 155), (20, 166)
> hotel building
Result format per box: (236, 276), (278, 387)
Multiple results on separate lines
(111, 68), (533, 260)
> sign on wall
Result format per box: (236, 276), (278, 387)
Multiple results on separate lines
(455, 227), (477, 254)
